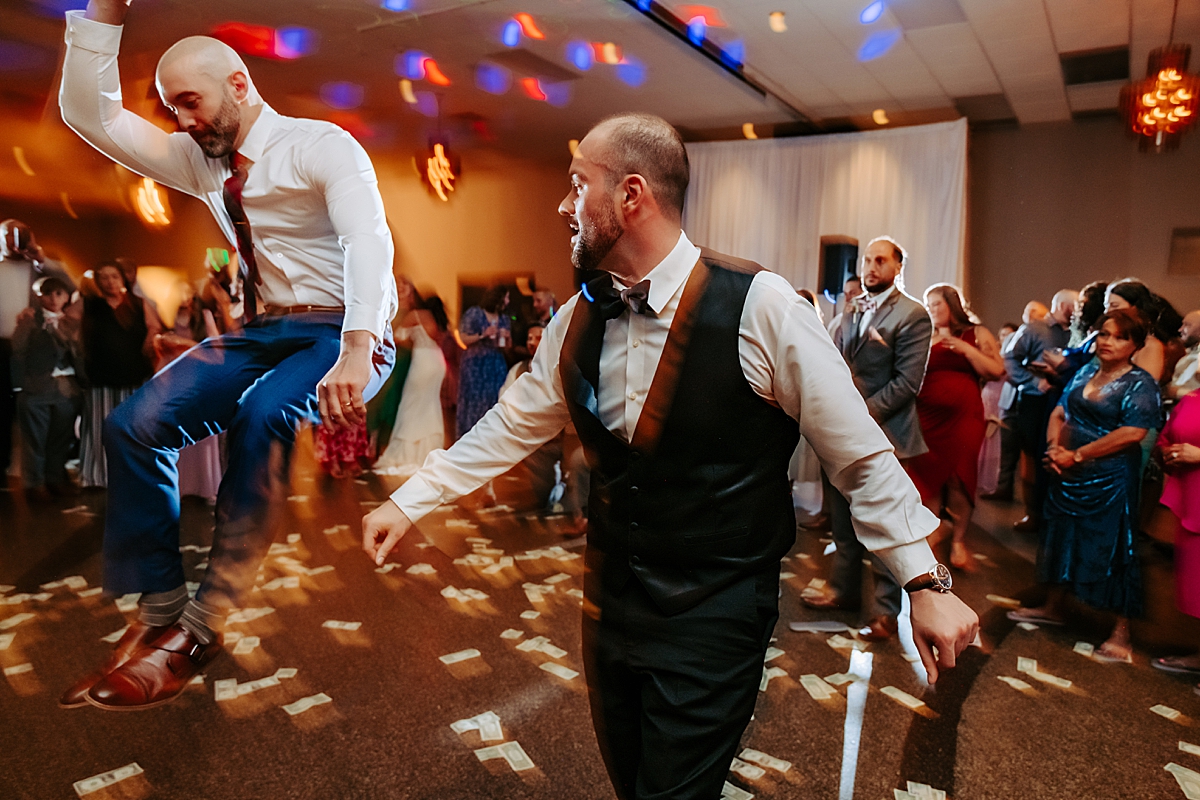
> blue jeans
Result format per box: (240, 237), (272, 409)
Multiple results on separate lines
(102, 313), (393, 607)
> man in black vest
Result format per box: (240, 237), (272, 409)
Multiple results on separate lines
(364, 113), (979, 800)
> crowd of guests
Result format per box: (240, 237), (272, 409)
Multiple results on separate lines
(7, 215), (1200, 677)
(797, 239), (1200, 673)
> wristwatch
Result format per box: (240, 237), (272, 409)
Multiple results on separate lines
(903, 564), (953, 594)
(1073, 450), (1084, 463)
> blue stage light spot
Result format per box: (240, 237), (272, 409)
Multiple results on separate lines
(860, 0), (884, 24)
(395, 50), (429, 80)
(615, 57), (646, 87)
(475, 62), (512, 95)
(544, 82), (571, 108)
(687, 17), (706, 46)
(275, 27), (317, 59)
(858, 28), (901, 61)
(382, 0), (409, 9)
(720, 39), (745, 67)
(319, 81), (364, 110)
(414, 91), (439, 118)
(27, 0), (87, 18)
(0, 39), (52, 71)
(502, 19), (522, 47)
(566, 40), (593, 71)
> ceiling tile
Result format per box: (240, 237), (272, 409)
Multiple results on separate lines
(906, 22), (1003, 97)
(889, 0), (969, 30)
(1045, 0), (1130, 53)
(1065, 79), (1125, 111)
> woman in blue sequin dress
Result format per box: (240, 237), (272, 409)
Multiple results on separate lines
(1009, 309), (1162, 662)
(456, 285), (512, 438)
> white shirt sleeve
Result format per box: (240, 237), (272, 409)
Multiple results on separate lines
(304, 128), (395, 339)
(740, 272), (939, 586)
(389, 299), (575, 522)
(59, 11), (203, 196)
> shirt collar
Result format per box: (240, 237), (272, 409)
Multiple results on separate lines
(868, 284), (896, 306)
(611, 230), (700, 316)
(235, 104), (278, 165)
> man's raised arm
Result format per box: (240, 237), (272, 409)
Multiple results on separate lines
(59, 1), (201, 195)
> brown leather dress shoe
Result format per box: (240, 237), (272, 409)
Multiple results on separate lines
(800, 587), (861, 612)
(860, 615), (899, 642)
(86, 624), (222, 711)
(59, 620), (170, 708)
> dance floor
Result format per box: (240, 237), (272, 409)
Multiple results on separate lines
(2, 452), (1198, 799)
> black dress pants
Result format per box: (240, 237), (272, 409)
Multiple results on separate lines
(0, 339), (14, 478)
(582, 565), (779, 800)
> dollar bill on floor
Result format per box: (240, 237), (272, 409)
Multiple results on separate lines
(894, 781), (947, 800)
(275, 667), (298, 680)
(881, 686), (926, 711)
(788, 620), (854, 634)
(721, 781), (754, 800)
(231, 636), (261, 655)
(500, 629), (524, 640)
(77, 587), (104, 598)
(73, 763), (144, 797)
(375, 563), (400, 574)
(406, 563), (436, 576)
(114, 593), (140, 613)
(440, 649), (482, 665)
(214, 679), (238, 702)
(540, 662), (579, 680)
(283, 692), (332, 716)
(738, 749), (791, 774)
(1181, 742), (1200, 757)
(1154, 704), (1184, 721)
(304, 565), (335, 577)
(516, 636), (549, 653)
(474, 745), (505, 763)
(0, 632), (13, 650)
(824, 672), (854, 686)
(1015, 622), (1038, 631)
(1166, 763), (1200, 800)
(799, 674), (837, 701)
(0, 613), (35, 631)
(729, 758), (766, 781)
(451, 710), (505, 741)
(236, 675), (281, 696)
(764, 647), (785, 663)
(1016, 657), (1037, 674)
(759, 666), (787, 692)
(1073, 641), (1095, 657)
(498, 741), (535, 771)
(226, 607), (275, 624)
(519, 610), (540, 620)
(997, 676), (1032, 691)
(4, 663), (32, 676)
(322, 620), (362, 631)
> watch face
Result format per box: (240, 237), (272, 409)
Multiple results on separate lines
(932, 564), (953, 590)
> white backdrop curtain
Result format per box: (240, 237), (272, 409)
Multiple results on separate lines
(682, 118), (967, 303)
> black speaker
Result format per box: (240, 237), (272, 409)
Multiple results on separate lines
(819, 236), (859, 298)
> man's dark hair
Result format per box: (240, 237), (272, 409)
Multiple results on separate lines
(592, 112), (689, 218)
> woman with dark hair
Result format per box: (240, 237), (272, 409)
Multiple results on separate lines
(1106, 279), (1175, 381)
(456, 284), (511, 437)
(1010, 309), (1162, 662)
(79, 261), (155, 488)
(1071, 281), (1108, 348)
(909, 283), (1006, 568)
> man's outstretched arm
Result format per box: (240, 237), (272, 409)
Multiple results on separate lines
(363, 299), (576, 564)
(60, 1), (202, 195)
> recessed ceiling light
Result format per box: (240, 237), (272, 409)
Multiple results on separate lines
(872, 109), (889, 125)
(768, 11), (787, 33)
(742, 123), (758, 139)
(860, 0), (885, 24)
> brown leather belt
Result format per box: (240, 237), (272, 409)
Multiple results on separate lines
(262, 304), (345, 316)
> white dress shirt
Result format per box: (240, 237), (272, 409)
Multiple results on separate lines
(856, 283), (896, 339)
(59, 12), (397, 340)
(392, 232), (938, 586)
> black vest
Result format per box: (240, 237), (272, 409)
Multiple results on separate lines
(561, 250), (801, 616)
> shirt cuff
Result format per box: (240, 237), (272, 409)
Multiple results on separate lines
(874, 539), (939, 588)
(388, 474), (443, 525)
(342, 304), (384, 341)
(64, 10), (123, 53)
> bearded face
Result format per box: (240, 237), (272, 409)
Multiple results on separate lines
(570, 181), (624, 272)
(188, 89), (241, 159)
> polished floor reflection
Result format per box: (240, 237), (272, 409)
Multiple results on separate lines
(1, 448), (1198, 800)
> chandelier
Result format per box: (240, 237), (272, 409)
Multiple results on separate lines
(1120, 1), (1199, 152)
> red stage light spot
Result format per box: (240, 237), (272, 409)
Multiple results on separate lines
(514, 13), (545, 40)
(674, 5), (726, 27)
(423, 59), (452, 86)
(520, 77), (547, 101)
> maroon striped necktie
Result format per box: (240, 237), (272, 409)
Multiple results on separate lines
(222, 152), (261, 323)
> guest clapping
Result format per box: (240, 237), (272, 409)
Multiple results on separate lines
(1010, 309), (1162, 662)
(909, 284), (1005, 569)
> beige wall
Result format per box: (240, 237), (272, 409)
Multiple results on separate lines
(968, 117), (1200, 330)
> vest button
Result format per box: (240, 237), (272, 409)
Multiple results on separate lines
(630, 485), (639, 495)
(630, 522), (639, 531)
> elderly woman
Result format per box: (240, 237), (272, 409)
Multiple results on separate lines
(1009, 309), (1162, 662)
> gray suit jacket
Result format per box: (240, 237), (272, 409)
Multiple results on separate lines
(832, 287), (932, 459)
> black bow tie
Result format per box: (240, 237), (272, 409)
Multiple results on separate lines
(590, 278), (655, 320)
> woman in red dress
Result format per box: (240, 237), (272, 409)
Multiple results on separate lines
(910, 284), (1006, 569)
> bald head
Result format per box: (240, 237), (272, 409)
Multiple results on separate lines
(1181, 310), (1200, 346)
(587, 113), (689, 219)
(1050, 289), (1076, 326)
(155, 36), (262, 159)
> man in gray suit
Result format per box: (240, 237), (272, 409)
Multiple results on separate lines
(802, 236), (933, 640)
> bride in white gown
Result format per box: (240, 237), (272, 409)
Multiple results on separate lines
(374, 306), (447, 477)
